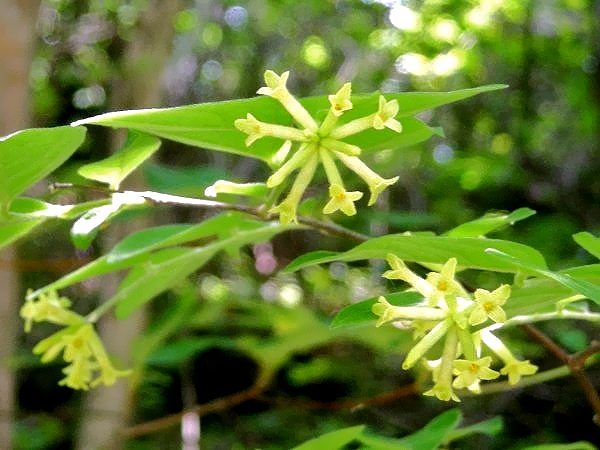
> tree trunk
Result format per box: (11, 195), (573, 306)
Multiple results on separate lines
(75, 1), (180, 449)
(0, 1), (41, 449)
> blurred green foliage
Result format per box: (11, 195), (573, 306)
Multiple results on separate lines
(13, 0), (600, 448)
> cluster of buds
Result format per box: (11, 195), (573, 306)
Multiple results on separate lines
(234, 70), (401, 224)
(372, 255), (537, 401)
(21, 291), (131, 390)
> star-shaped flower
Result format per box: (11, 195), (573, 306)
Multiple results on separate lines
(452, 356), (500, 389)
(425, 258), (463, 307)
(469, 285), (510, 326)
(500, 359), (538, 385)
(373, 96), (403, 132)
(328, 82), (353, 117)
(322, 183), (363, 216)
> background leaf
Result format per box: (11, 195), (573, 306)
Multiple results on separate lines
(445, 208), (535, 237)
(291, 425), (365, 450)
(0, 126), (86, 209)
(78, 131), (160, 189)
(573, 232), (600, 260)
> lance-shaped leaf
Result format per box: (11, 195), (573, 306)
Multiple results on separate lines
(445, 208), (535, 238)
(113, 220), (298, 319)
(73, 86), (504, 164)
(285, 234), (547, 274)
(485, 249), (600, 305)
(0, 126), (86, 210)
(78, 131), (161, 189)
(291, 425), (365, 450)
(573, 232), (600, 260)
(28, 213), (291, 299)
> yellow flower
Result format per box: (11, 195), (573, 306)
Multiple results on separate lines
(469, 285), (510, 326)
(372, 96), (403, 132)
(500, 360), (538, 385)
(21, 290), (82, 332)
(323, 184), (363, 216)
(424, 383), (461, 402)
(452, 356), (499, 389)
(371, 296), (446, 328)
(235, 70), (402, 223)
(257, 70), (290, 100)
(328, 82), (353, 117)
(424, 258), (463, 307)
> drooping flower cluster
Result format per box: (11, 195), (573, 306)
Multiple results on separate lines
(372, 255), (537, 401)
(233, 70), (402, 224)
(21, 291), (131, 390)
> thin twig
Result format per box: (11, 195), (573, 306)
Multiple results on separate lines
(521, 324), (600, 426)
(256, 383), (417, 411)
(122, 381), (266, 438)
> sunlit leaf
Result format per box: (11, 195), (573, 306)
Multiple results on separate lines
(485, 249), (600, 305)
(73, 86), (503, 164)
(78, 131), (160, 189)
(573, 232), (600, 260)
(446, 208), (535, 237)
(286, 235), (547, 273)
(0, 126), (86, 209)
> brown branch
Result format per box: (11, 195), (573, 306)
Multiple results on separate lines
(122, 381), (266, 439)
(122, 381), (417, 439)
(521, 324), (600, 426)
(257, 383), (417, 411)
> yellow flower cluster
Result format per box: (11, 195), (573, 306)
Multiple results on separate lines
(234, 70), (402, 224)
(21, 291), (131, 390)
(372, 255), (537, 401)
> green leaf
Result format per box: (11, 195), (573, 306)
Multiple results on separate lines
(291, 425), (365, 450)
(0, 126), (86, 209)
(78, 131), (160, 189)
(446, 208), (535, 238)
(28, 214), (296, 301)
(331, 292), (422, 330)
(521, 443), (597, 450)
(114, 247), (218, 319)
(73, 86), (502, 164)
(358, 409), (462, 450)
(485, 249), (600, 305)
(573, 232), (600, 259)
(143, 162), (227, 196)
(395, 409), (462, 450)
(0, 216), (44, 250)
(444, 416), (503, 443)
(107, 213), (259, 262)
(285, 235), (547, 273)
(114, 220), (297, 318)
(146, 336), (236, 367)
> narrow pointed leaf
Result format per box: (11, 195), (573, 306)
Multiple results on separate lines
(446, 208), (535, 238)
(485, 249), (600, 305)
(73, 86), (503, 163)
(78, 131), (161, 189)
(573, 232), (600, 260)
(292, 425), (365, 450)
(285, 235), (547, 273)
(0, 126), (86, 208)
